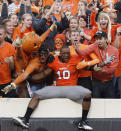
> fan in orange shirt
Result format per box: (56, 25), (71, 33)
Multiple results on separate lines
(76, 1), (87, 17)
(13, 14), (34, 41)
(52, 33), (66, 56)
(90, 11), (121, 43)
(63, 17), (79, 45)
(0, 25), (16, 97)
(69, 30), (100, 90)
(0, 32), (15, 85)
(78, 15), (92, 44)
(52, 0), (62, 21)
(70, 30), (100, 69)
(53, 0), (73, 21)
(62, 0), (80, 16)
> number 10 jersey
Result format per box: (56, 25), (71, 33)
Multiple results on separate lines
(48, 55), (81, 86)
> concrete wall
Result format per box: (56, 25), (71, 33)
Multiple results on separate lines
(0, 98), (121, 118)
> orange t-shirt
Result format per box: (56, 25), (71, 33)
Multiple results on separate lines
(90, 24), (121, 43)
(69, 44), (100, 78)
(13, 24), (35, 41)
(0, 42), (15, 84)
(14, 47), (28, 75)
(43, 0), (54, 7)
(69, 45), (92, 78)
(48, 55), (81, 86)
(62, 0), (80, 16)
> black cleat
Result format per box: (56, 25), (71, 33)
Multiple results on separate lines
(12, 117), (29, 128)
(78, 120), (93, 130)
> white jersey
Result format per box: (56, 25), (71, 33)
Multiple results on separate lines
(8, 3), (20, 15)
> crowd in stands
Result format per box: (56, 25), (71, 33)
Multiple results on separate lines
(0, 0), (121, 99)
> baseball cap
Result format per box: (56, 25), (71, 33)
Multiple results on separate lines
(94, 31), (107, 39)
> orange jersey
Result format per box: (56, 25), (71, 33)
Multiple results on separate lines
(0, 42), (15, 84)
(48, 55), (81, 86)
(13, 24), (35, 41)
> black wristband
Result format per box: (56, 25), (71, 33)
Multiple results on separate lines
(88, 65), (95, 71)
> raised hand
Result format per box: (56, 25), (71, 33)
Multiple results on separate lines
(104, 53), (115, 65)
(50, 21), (57, 31)
(13, 37), (22, 47)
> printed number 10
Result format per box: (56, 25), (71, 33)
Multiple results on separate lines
(57, 70), (70, 79)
